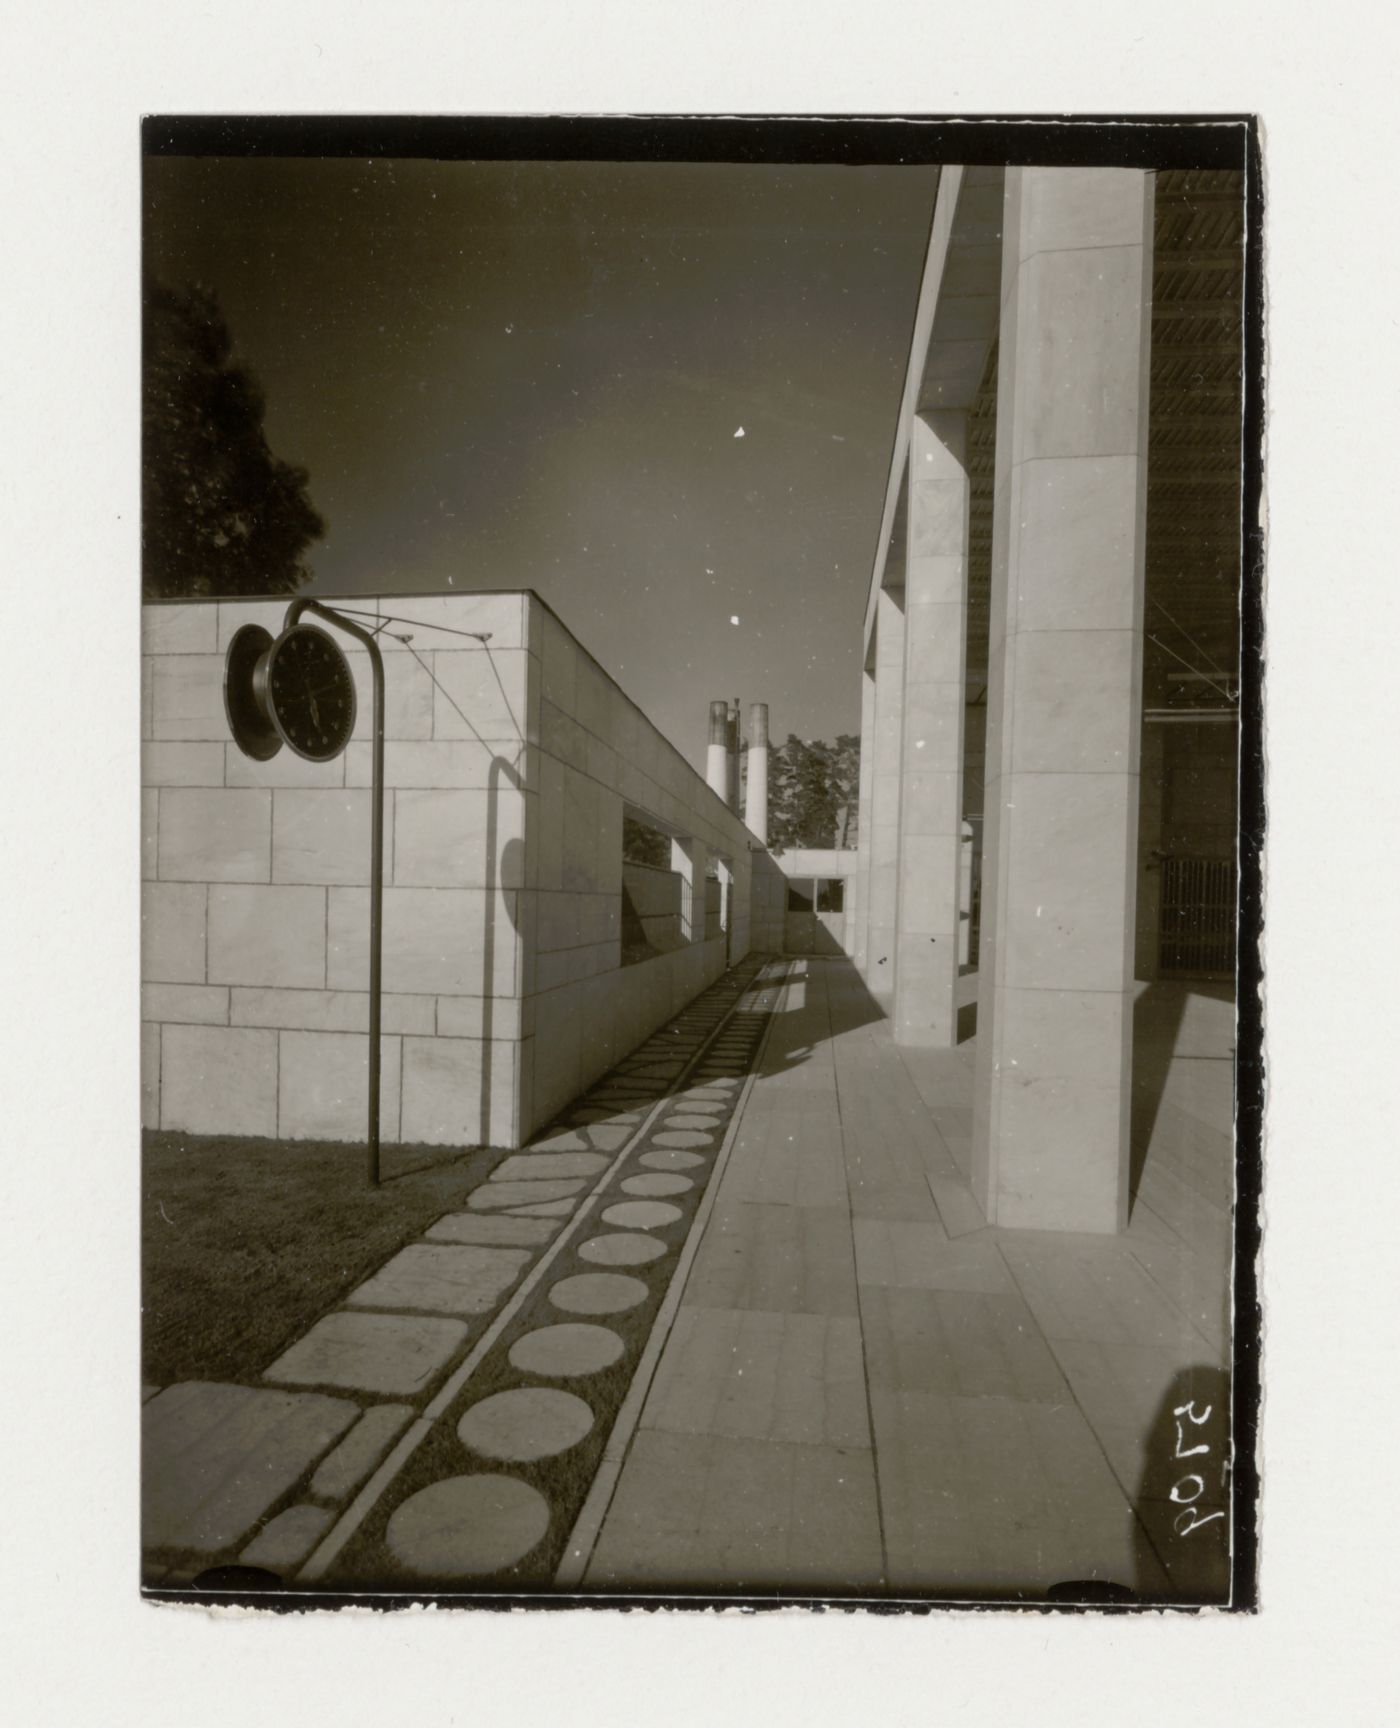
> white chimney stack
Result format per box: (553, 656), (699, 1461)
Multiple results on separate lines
(745, 701), (769, 844)
(706, 699), (731, 805)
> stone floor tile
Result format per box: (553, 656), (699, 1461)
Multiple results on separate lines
(853, 1218), (1013, 1294)
(346, 1243), (531, 1315)
(643, 1306), (870, 1449)
(310, 1403), (415, 1500)
(860, 1285), (1070, 1402)
(240, 1502), (334, 1571)
(265, 1310), (469, 1396)
(584, 1429), (883, 1592)
(143, 1381), (359, 1553)
(686, 1201), (859, 1317)
(997, 1237), (1212, 1350)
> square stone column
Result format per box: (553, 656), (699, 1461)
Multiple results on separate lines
(973, 167), (1154, 1233)
(853, 661), (877, 974)
(671, 835), (707, 943)
(893, 412), (969, 1046)
(864, 586), (906, 994)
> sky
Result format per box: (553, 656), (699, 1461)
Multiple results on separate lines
(145, 155), (936, 771)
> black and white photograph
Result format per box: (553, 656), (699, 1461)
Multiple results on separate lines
(15, 3), (1400, 1714)
(136, 114), (1260, 1608)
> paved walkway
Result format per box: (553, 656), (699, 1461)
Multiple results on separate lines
(578, 958), (1233, 1602)
(143, 954), (1233, 1603)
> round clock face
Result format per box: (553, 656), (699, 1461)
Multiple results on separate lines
(265, 625), (358, 761)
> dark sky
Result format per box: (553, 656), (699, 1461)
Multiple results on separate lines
(146, 156), (936, 769)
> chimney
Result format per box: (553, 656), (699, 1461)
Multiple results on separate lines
(745, 701), (769, 844)
(706, 699), (731, 805)
(727, 698), (741, 811)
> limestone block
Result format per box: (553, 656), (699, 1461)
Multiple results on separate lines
(541, 611), (578, 711)
(150, 654), (229, 741)
(586, 733), (619, 789)
(142, 882), (207, 983)
(1008, 632), (1139, 775)
(1012, 457), (1144, 633)
(997, 985), (1129, 1085)
(430, 648), (530, 742)
(141, 1023), (159, 1128)
(899, 771), (962, 839)
(142, 788), (158, 879)
(393, 786), (527, 889)
(160, 1024), (278, 1136)
(537, 753), (565, 891)
(143, 603), (218, 655)
(207, 884), (326, 988)
(530, 983), (583, 1125)
(999, 774), (1135, 993)
(142, 660), (154, 739)
(344, 738), (520, 791)
(272, 789), (372, 885)
(337, 645), (434, 743)
(327, 886), (519, 996)
(142, 742), (226, 788)
(400, 1036), (521, 1147)
(1017, 165), (1152, 257)
(991, 1064), (1126, 1235)
(1015, 246), (1150, 464)
(561, 771), (599, 892)
(224, 743), (345, 789)
(575, 657), (612, 740)
(230, 987), (436, 1035)
(278, 1029), (402, 1141)
(158, 789), (271, 882)
(142, 982), (230, 1025)
(537, 889), (584, 954)
(540, 702), (589, 774)
(432, 994), (521, 1041)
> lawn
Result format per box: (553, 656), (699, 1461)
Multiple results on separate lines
(142, 1131), (505, 1387)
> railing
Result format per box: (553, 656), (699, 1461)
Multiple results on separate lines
(1158, 855), (1237, 978)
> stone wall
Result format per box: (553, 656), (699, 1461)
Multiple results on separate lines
(142, 591), (765, 1151)
(522, 599), (756, 1128)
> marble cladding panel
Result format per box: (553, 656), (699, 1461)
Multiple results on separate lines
(278, 1030), (402, 1142)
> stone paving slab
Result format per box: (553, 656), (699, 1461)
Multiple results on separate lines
(310, 1403), (415, 1500)
(346, 1243), (532, 1315)
(491, 1152), (609, 1182)
(266, 1310), (470, 1396)
(425, 1213), (559, 1247)
(240, 1502), (334, 1571)
(467, 1178), (587, 1211)
(143, 1381), (359, 1554)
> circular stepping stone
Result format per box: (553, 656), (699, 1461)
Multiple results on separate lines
(652, 1131), (714, 1149)
(622, 1173), (693, 1198)
(385, 1474), (549, 1578)
(601, 1199), (682, 1230)
(640, 1148), (706, 1171)
(509, 1323), (624, 1378)
(578, 1232), (668, 1267)
(682, 1089), (731, 1105)
(665, 1112), (722, 1129)
(457, 1388), (595, 1462)
(548, 1272), (649, 1316)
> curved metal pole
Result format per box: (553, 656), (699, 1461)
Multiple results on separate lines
(287, 597), (385, 1187)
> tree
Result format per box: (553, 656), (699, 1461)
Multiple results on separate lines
(768, 733), (861, 850)
(143, 280), (326, 599)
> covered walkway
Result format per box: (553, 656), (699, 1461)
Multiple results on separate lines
(580, 955), (1232, 1601)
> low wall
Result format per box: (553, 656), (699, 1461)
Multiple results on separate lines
(522, 600), (755, 1127)
(142, 590), (763, 1150)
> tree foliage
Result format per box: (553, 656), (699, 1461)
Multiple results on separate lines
(767, 733), (861, 849)
(143, 281), (326, 599)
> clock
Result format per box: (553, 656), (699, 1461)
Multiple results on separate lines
(223, 621), (358, 763)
